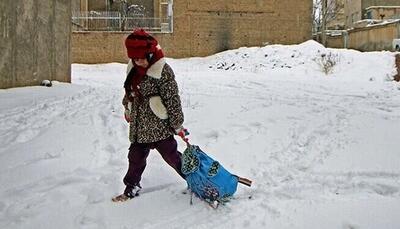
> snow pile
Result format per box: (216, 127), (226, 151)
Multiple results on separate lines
(180, 40), (397, 82)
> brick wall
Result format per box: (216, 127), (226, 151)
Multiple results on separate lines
(158, 0), (312, 57)
(72, 0), (312, 63)
(72, 32), (127, 63)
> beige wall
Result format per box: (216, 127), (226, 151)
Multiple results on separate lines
(0, 0), (71, 89)
(72, 0), (312, 63)
(326, 35), (344, 48)
(159, 0), (312, 57)
(325, 21), (400, 51)
(72, 32), (127, 63)
(348, 22), (399, 51)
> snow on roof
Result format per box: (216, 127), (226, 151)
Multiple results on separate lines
(366, 5), (400, 10)
(365, 19), (400, 27)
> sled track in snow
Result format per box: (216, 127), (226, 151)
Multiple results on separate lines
(0, 87), (122, 152)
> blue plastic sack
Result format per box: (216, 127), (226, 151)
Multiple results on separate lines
(181, 145), (238, 202)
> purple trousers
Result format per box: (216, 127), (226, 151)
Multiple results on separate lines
(123, 135), (185, 187)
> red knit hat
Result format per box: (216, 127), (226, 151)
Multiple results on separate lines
(125, 29), (158, 59)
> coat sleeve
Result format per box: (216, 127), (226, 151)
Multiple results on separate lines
(122, 94), (129, 110)
(122, 60), (134, 110)
(158, 64), (184, 130)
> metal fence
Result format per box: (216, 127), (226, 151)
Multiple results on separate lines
(72, 11), (172, 33)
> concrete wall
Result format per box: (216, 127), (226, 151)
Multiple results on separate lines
(325, 21), (400, 51)
(0, 0), (71, 89)
(72, 0), (313, 63)
(347, 22), (400, 51)
(326, 35), (344, 48)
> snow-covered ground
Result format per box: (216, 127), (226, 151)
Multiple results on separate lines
(1, 41), (400, 229)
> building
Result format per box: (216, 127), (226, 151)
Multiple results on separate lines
(72, 0), (162, 32)
(326, 0), (346, 30)
(344, 0), (400, 28)
(73, 0), (156, 16)
(325, 0), (400, 51)
(365, 6), (400, 20)
(72, 0), (313, 63)
(0, 1), (72, 89)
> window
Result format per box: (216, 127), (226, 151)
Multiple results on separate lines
(366, 11), (372, 19)
(72, 0), (174, 32)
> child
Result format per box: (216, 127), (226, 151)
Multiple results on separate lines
(113, 29), (187, 202)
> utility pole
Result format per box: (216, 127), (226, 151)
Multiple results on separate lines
(321, 0), (327, 47)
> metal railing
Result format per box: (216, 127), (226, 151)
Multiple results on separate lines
(72, 11), (172, 33)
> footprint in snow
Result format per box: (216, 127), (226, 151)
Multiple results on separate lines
(86, 188), (105, 204)
(342, 221), (360, 229)
(204, 130), (219, 141)
(75, 215), (105, 229)
(15, 129), (40, 143)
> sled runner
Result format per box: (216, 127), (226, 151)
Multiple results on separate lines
(179, 132), (252, 208)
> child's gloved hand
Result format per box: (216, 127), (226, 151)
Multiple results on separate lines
(175, 126), (189, 142)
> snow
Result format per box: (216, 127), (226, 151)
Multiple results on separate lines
(1, 40), (400, 229)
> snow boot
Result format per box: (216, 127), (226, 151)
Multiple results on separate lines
(112, 184), (142, 202)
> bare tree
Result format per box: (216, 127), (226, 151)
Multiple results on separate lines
(313, 0), (344, 46)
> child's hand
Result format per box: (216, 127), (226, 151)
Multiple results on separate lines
(124, 110), (131, 123)
(175, 126), (189, 142)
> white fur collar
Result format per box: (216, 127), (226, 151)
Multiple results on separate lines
(147, 57), (166, 79)
(126, 58), (166, 80)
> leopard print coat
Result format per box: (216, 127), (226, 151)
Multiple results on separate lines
(122, 58), (184, 143)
